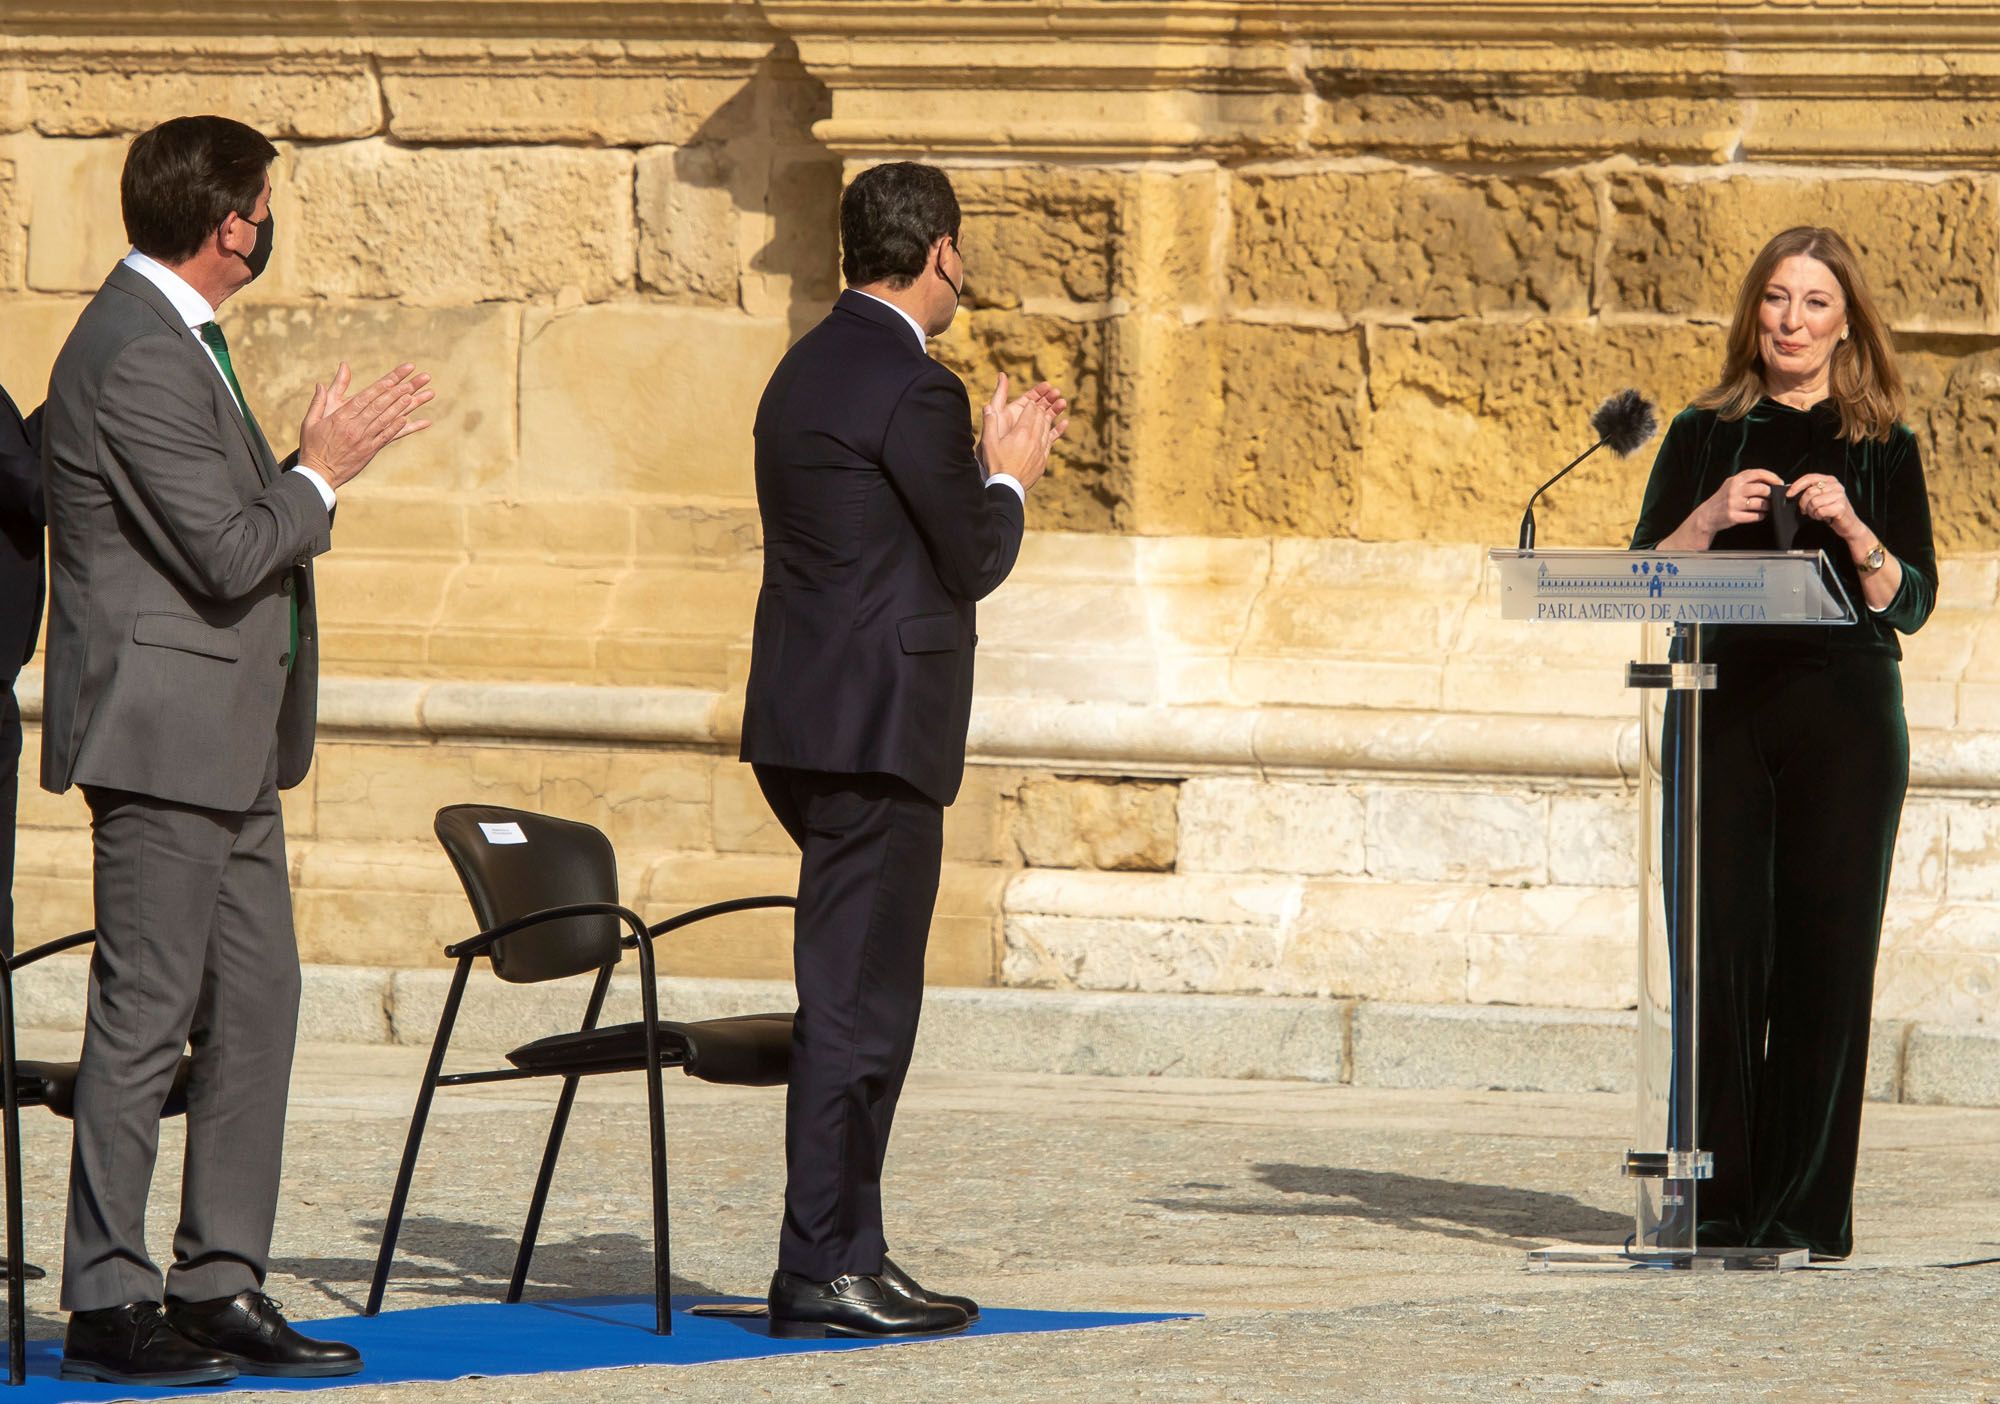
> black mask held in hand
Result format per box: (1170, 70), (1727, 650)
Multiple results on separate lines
(236, 209), (274, 281)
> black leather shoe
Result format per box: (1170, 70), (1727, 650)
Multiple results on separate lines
(881, 1256), (980, 1322)
(60, 1302), (238, 1386)
(767, 1269), (968, 1339)
(166, 1291), (362, 1378)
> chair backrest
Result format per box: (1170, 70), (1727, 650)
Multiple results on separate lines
(433, 805), (624, 984)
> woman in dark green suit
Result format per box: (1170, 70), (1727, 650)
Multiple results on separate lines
(1630, 226), (1937, 1259)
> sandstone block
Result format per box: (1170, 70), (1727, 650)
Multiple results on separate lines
(633, 502), (763, 566)
(1944, 801), (2000, 903)
(1873, 948), (2000, 1025)
(1547, 791), (1640, 888)
(949, 165), (1122, 308)
(1311, 91), (1746, 164)
(1231, 169), (1596, 317)
(1001, 914), (1316, 997)
(465, 499), (635, 564)
(1911, 348), (2000, 556)
(27, 53), (380, 139)
(384, 69), (749, 146)
(711, 757), (792, 855)
(942, 766), (1016, 866)
(739, 150), (843, 318)
(1891, 800), (1948, 900)
(932, 310), (1114, 533)
(15, 136), (126, 294)
(1367, 787), (1547, 884)
(312, 741), (543, 845)
(279, 143), (634, 305)
(0, 295), (90, 405)
(1013, 777), (1176, 872)
(228, 302), (520, 494)
(0, 157), (21, 290)
(538, 748), (713, 857)
(1466, 932), (1634, 1010)
(1605, 172), (1998, 331)
(1177, 777), (1365, 878)
(1363, 321), (1715, 547)
(1135, 321), (1368, 538)
(636, 144), (740, 306)
(518, 305), (789, 499)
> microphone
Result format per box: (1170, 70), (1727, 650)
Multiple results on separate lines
(1517, 388), (1659, 549)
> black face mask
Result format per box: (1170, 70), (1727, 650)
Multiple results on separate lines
(236, 209), (274, 281)
(936, 240), (962, 305)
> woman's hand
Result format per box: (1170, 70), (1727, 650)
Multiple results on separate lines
(1701, 469), (1785, 535)
(1787, 472), (1863, 541)
(1657, 468), (1785, 551)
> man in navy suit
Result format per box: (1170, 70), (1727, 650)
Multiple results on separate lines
(0, 382), (44, 963)
(742, 161), (1068, 1339)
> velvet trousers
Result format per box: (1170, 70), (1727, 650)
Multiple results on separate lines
(1689, 650), (1907, 1258)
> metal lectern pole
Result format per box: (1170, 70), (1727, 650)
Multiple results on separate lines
(1663, 621), (1705, 1250)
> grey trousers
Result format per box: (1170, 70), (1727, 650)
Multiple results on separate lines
(62, 754), (302, 1311)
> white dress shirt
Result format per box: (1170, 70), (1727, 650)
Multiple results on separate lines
(120, 250), (336, 510)
(851, 288), (1025, 504)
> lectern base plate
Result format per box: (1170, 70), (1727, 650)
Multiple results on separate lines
(1526, 1244), (1810, 1272)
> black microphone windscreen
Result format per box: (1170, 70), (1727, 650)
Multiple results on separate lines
(1590, 388), (1659, 457)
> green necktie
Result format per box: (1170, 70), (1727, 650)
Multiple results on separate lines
(199, 321), (298, 673)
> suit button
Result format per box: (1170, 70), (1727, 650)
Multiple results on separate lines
(279, 652), (291, 668)
(280, 575), (294, 595)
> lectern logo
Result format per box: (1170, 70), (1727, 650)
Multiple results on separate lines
(1632, 559), (1679, 599)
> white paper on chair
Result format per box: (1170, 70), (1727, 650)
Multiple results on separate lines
(478, 821), (529, 845)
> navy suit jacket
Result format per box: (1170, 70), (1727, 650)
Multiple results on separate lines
(740, 291), (1025, 806)
(0, 384), (43, 676)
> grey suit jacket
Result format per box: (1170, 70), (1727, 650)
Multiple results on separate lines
(40, 263), (331, 812)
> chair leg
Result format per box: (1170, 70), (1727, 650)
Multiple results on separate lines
(1, 971), (24, 1386)
(365, 958), (471, 1318)
(506, 1075), (582, 1304)
(634, 948), (671, 1336)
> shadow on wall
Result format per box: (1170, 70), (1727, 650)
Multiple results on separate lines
(1148, 1163), (1631, 1249)
(675, 38), (842, 345)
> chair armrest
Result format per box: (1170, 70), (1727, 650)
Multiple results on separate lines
(632, 895), (798, 945)
(444, 901), (650, 960)
(9, 929), (96, 971)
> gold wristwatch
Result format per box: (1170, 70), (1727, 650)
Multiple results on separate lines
(1858, 542), (1888, 574)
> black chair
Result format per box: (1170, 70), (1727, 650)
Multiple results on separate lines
(364, 804), (797, 1335)
(0, 930), (194, 1385)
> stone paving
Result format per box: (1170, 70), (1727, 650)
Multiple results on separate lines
(8, 1032), (1999, 1402)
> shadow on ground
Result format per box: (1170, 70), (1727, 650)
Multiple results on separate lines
(1149, 1164), (1631, 1249)
(287, 1215), (721, 1315)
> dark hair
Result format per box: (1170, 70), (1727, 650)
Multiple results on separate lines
(840, 162), (960, 288)
(121, 115), (277, 263)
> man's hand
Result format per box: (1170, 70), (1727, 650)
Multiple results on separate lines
(297, 362), (435, 489)
(976, 372), (1070, 492)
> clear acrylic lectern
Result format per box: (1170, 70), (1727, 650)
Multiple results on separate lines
(1490, 549), (1856, 1271)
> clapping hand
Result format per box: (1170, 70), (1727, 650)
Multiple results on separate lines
(298, 362), (436, 489)
(976, 372), (1070, 491)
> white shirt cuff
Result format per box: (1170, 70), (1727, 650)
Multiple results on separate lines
(291, 463), (337, 511)
(984, 472), (1026, 504)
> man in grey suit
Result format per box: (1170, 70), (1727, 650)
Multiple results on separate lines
(40, 115), (433, 1387)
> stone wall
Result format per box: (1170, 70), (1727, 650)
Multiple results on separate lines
(4, 3), (2000, 1028)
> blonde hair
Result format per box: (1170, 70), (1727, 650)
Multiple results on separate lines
(1693, 226), (1904, 443)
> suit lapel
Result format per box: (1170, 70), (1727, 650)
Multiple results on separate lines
(106, 264), (276, 485)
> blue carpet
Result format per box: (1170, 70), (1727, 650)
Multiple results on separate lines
(5, 1295), (1193, 1400)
